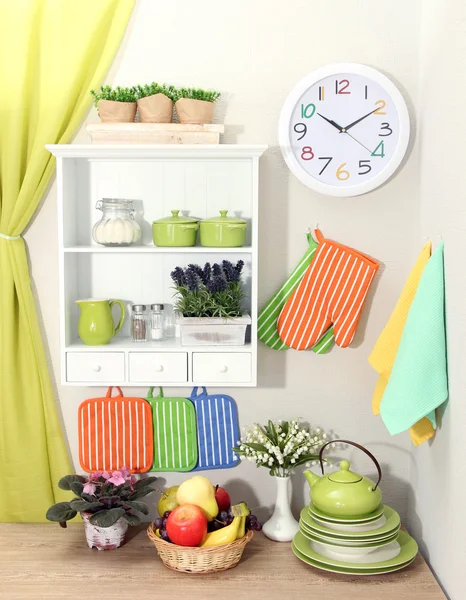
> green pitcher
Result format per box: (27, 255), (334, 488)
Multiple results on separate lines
(76, 299), (125, 345)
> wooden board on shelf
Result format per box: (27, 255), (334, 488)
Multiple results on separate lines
(86, 123), (225, 145)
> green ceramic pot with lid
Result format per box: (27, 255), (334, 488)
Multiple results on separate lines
(200, 210), (247, 247)
(152, 210), (199, 247)
(304, 440), (383, 518)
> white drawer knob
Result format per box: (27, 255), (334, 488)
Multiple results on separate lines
(155, 365), (164, 373)
(219, 365), (228, 373)
(92, 365), (101, 373)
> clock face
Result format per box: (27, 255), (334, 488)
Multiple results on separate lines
(279, 64), (410, 197)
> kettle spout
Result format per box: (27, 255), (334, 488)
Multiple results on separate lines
(304, 469), (321, 489)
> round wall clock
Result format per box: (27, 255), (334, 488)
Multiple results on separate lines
(279, 63), (410, 197)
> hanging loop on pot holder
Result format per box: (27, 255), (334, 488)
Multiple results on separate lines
(147, 386), (164, 400)
(106, 386), (124, 398)
(190, 386), (208, 398)
(189, 387), (240, 471)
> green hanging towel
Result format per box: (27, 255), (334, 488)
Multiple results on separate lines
(258, 231), (334, 353)
(146, 387), (198, 472)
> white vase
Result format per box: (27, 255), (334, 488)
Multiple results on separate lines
(262, 476), (299, 542)
(81, 512), (128, 550)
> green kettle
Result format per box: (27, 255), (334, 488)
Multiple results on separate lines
(304, 440), (382, 517)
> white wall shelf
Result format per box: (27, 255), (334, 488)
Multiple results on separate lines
(47, 143), (267, 387)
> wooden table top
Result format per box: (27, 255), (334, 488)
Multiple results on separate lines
(0, 523), (445, 600)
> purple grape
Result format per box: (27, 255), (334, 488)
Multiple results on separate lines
(162, 518), (167, 528)
(163, 511), (171, 519)
(219, 511), (229, 521)
(212, 520), (222, 530)
(255, 522), (262, 532)
(249, 515), (257, 523)
(154, 517), (163, 529)
(160, 529), (170, 542)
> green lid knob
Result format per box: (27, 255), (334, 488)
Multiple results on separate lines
(340, 460), (350, 471)
(219, 210), (228, 217)
(171, 210), (180, 217)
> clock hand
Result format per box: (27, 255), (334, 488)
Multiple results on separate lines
(342, 108), (379, 132)
(344, 131), (372, 153)
(317, 113), (344, 132)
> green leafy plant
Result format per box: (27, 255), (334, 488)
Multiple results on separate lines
(233, 419), (331, 477)
(90, 85), (137, 105)
(46, 468), (156, 528)
(173, 87), (221, 103)
(170, 260), (244, 318)
(135, 82), (177, 101)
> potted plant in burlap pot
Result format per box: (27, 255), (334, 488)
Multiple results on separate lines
(174, 87), (221, 124)
(46, 467), (157, 550)
(135, 82), (177, 123)
(90, 85), (137, 123)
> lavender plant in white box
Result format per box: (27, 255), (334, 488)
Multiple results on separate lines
(170, 260), (250, 346)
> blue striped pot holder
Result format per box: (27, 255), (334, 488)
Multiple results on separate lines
(189, 387), (240, 471)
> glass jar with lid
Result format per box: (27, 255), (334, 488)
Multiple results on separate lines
(131, 304), (147, 342)
(150, 304), (165, 341)
(92, 198), (142, 246)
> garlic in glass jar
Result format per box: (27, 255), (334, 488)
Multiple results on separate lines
(92, 198), (141, 246)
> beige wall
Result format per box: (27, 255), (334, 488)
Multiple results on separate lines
(26, 1), (421, 524)
(406, 1), (466, 598)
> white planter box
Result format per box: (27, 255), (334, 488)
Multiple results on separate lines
(180, 314), (251, 346)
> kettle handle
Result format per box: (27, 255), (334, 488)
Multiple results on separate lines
(319, 440), (382, 491)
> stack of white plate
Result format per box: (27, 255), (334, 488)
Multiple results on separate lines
(292, 503), (418, 575)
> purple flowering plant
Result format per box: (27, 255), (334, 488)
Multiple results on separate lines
(170, 260), (245, 318)
(46, 467), (157, 528)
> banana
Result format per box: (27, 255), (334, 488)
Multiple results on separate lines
(201, 516), (242, 547)
(201, 502), (250, 547)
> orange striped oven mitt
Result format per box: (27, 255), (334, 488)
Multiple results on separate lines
(78, 386), (154, 474)
(277, 230), (379, 350)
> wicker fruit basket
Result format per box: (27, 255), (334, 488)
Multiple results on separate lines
(147, 523), (253, 573)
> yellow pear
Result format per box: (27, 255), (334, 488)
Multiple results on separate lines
(176, 475), (219, 521)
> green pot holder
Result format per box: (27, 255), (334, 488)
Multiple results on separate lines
(258, 232), (335, 353)
(146, 387), (198, 472)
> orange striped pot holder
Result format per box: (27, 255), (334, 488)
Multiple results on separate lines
(277, 230), (379, 350)
(78, 386), (153, 474)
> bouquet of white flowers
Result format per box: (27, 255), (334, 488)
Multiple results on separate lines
(233, 419), (332, 478)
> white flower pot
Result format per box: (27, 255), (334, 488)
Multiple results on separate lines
(82, 512), (128, 550)
(262, 476), (299, 542)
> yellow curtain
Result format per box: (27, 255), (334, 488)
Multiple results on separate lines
(0, 0), (134, 522)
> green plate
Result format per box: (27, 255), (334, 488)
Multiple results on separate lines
(308, 502), (384, 523)
(291, 542), (416, 575)
(300, 520), (400, 545)
(301, 506), (400, 539)
(299, 523), (399, 548)
(293, 530), (418, 570)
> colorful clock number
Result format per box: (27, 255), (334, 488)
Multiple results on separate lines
(294, 123), (307, 140)
(301, 146), (315, 161)
(336, 163), (350, 180)
(358, 160), (372, 175)
(374, 99), (387, 115)
(318, 157), (333, 175)
(379, 122), (393, 136)
(371, 141), (385, 157)
(301, 103), (316, 119)
(336, 79), (351, 94)
(319, 86), (325, 101)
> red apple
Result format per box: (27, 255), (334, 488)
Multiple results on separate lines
(214, 485), (231, 512)
(166, 504), (208, 547)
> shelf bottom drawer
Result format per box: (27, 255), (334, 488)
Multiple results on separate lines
(129, 352), (188, 383)
(66, 352), (125, 383)
(192, 352), (252, 383)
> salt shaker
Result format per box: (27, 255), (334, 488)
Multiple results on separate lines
(150, 304), (165, 341)
(131, 304), (147, 342)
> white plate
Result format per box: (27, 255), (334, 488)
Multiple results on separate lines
(311, 513), (387, 532)
(311, 540), (401, 563)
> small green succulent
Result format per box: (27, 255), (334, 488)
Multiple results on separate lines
(90, 85), (137, 106)
(173, 87), (221, 103)
(135, 82), (177, 102)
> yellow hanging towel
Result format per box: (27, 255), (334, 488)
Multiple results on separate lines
(368, 242), (434, 445)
